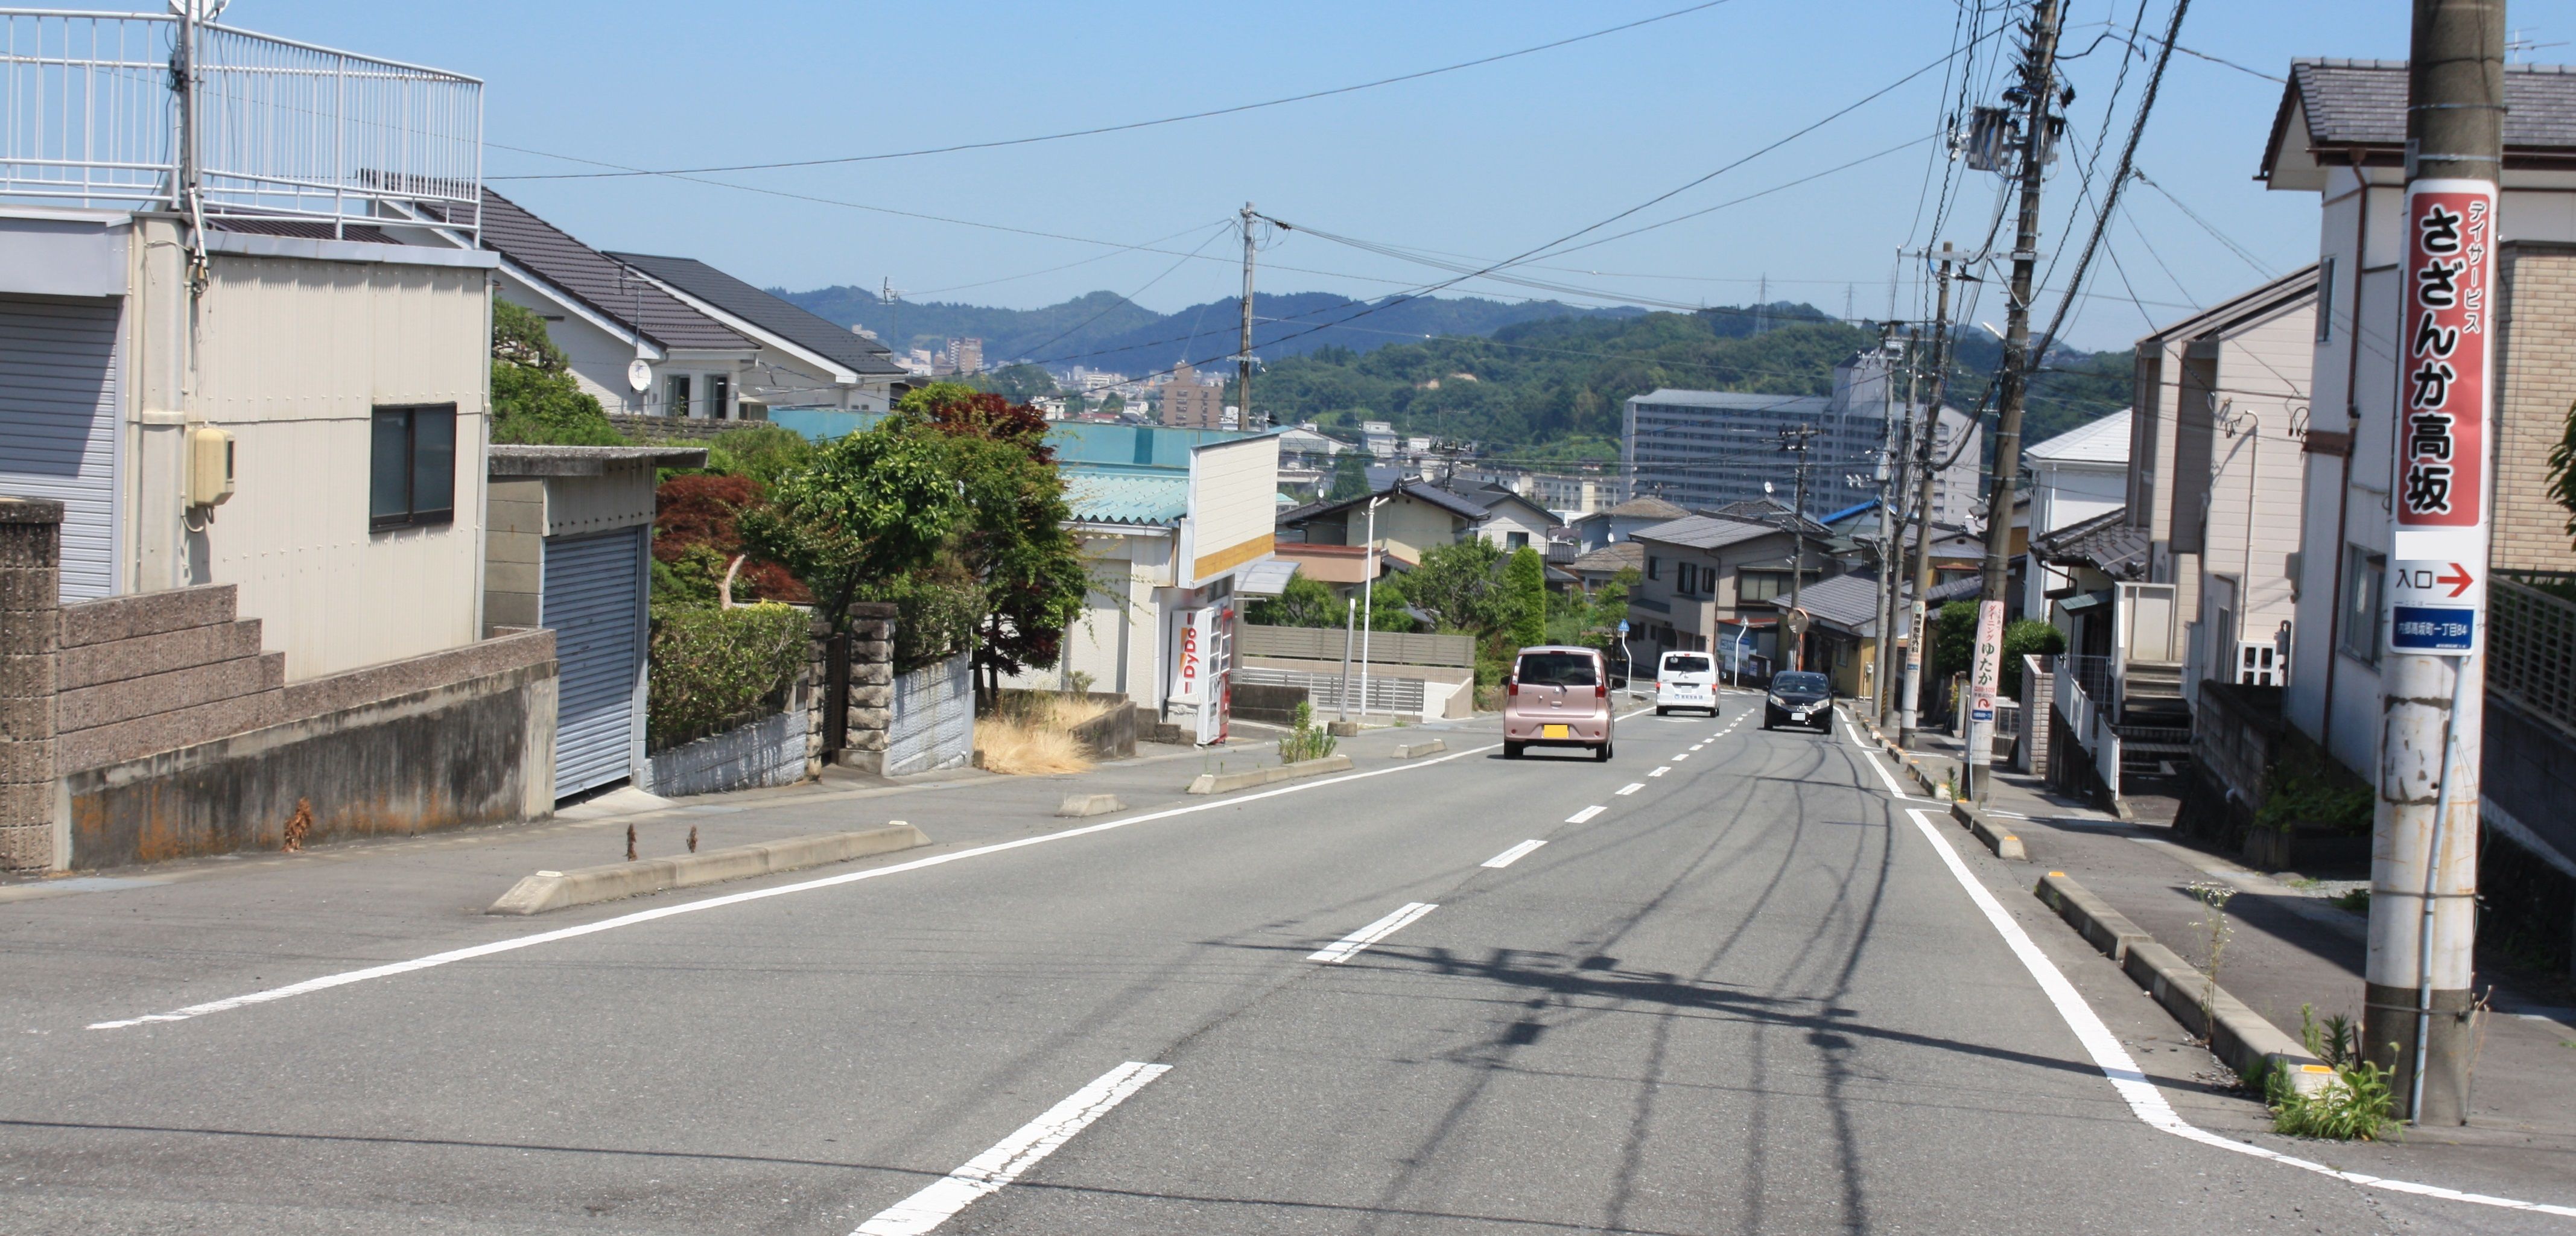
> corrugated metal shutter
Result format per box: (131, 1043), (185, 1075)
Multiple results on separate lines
(0, 296), (120, 600)
(543, 527), (646, 797)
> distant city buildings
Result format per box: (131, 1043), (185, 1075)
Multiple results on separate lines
(1159, 361), (1227, 428)
(1622, 347), (1981, 524)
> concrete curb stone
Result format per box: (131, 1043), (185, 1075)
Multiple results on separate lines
(1951, 800), (2028, 861)
(1056, 793), (1123, 817)
(486, 823), (929, 915)
(1186, 754), (1354, 794)
(1394, 740), (1445, 759)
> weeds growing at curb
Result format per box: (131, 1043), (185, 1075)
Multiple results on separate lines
(2263, 1004), (2399, 1141)
(2329, 887), (2370, 913)
(1278, 701), (1339, 764)
(2186, 881), (2236, 1036)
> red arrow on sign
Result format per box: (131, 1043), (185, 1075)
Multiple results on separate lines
(2437, 562), (2475, 598)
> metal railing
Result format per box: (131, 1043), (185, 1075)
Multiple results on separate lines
(2493, 571), (2576, 735)
(1237, 623), (1473, 668)
(2, 10), (479, 234)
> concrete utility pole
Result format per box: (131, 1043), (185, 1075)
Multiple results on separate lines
(1239, 203), (1258, 430)
(2365, 0), (2502, 1126)
(1781, 424), (1821, 671)
(1964, 0), (2063, 803)
(1902, 248), (1961, 747)
(1880, 325), (1921, 730)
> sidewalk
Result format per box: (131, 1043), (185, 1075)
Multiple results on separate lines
(1875, 712), (2576, 1153)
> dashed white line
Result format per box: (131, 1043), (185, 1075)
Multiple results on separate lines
(1308, 901), (1439, 963)
(1690, 743), (1707, 751)
(1481, 840), (1547, 869)
(1615, 783), (1644, 796)
(1566, 805), (1607, 823)
(852, 1060), (1171, 1235)
(1903, 808), (2576, 1220)
(1649, 767), (1670, 778)
(1670, 752), (1690, 761)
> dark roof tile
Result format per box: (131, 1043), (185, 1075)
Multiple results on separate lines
(479, 189), (750, 353)
(611, 252), (904, 377)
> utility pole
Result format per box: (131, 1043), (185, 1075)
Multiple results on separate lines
(1880, 325), (1919, 730)
(1239, 203), (1258, 430)
(1781, 424), (1821, 671)
(2365, 0), (2501, 1126)
(1903, 246), (1965, 747)
(1964, 0), (2063, 803)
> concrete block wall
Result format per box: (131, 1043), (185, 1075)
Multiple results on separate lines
(0, 498), (61, 872)
(2496, 246), (2576, 574)
(54, 585), (284, 775)
(806, 602), (899, 776)
(483, 477), (545, 631)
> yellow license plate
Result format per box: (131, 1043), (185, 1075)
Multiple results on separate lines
(1541, 724), (1571, 740)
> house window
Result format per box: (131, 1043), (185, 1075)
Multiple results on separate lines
(1646, 555), (1660, 581)
(665, 373), (693, 417)
(369, 404), (456, 531)
(1507, 530), (1529, 550)
(2339, 544), (2384, 667)
(2315, 256), (2335, 343)
(1738, 570), (1788, 602)
(708, 373), (732, 420)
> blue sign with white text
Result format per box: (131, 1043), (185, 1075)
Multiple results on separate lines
(2390, 605), (2476, 653)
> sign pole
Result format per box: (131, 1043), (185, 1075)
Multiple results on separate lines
(2365, 0), (2499, 1127)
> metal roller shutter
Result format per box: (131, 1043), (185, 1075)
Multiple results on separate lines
(543, 527), (646, 797)
(0, 296), (121, 600)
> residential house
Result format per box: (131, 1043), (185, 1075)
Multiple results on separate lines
(2023, 411), (2133, 619)
(1568, 541), (1646, 593)
(1570, 495), (1692, 553)
(472, 191), (760, 420)
(1768, 572), (1902, 700)
(611, 252), (907, 414)
(1277, 481), (1485, 568)
(0, 10), (556, 871)
(2260, 57), (2576, 888)
(1451, 484), (1562, 552)
(1625, 515), (1830, 669)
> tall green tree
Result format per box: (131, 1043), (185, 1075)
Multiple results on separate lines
(1405, 538), (1509, 633)
(740, 417), (963, 633)
(1503, 545), (1547, 648)
(1248, 569), (1339, 627)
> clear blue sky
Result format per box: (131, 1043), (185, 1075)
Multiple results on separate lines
(108, 1), (2576, 350)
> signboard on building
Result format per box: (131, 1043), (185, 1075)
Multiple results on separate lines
(1967, 598), (2006, 724)
(2386, 182), (2495, 656)
(1171, 606), (1214, 705)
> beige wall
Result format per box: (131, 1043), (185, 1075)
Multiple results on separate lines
(485, 477), (544, 630)
(2197, 297), (2314, 673)
(183, 251), (491, 681)
(2496, 246), (2576, 573)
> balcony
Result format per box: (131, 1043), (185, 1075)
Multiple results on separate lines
(2, 9), (480, 235)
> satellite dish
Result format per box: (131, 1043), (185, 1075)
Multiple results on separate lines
(1763, 481), (1775, 495)
(626, 358), (652, 394)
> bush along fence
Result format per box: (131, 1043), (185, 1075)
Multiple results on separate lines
(642, 603), (811, 797)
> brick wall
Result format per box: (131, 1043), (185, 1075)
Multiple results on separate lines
(2495, 246), (2576, 573)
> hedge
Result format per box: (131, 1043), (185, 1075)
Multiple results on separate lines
(646, 603), (808, 750)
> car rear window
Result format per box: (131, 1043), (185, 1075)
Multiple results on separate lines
(1774, 672), (1829, 693)
(1662, 655), (1712, 676)
(1517, 651), (1599, 687)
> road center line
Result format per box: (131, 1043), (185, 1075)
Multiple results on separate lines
(1308, 902), (1438, 963)
(852, 1060), (1171, 1235)
(1565, 805), (1606, 823)
(1481, 840), (1547, 869)
(89, 737), (1512, 1031)
(1614, 783), (1643, 796)
(1670, 752), (1689, 761)
(1648, 767), (1669, 778)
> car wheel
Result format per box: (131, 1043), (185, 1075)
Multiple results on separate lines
(1594, 741), (1613, 762)
(1761, 716), (1774, 731)
(1654, 706), (1667, 717)
(1504, 741), (1524, 759)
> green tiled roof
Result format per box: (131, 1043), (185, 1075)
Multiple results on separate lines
(1065, 466), (1188, 526)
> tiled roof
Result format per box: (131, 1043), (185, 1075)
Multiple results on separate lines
(479, 190), (751, 353)
(1570, 540), (1645, 575)
(1601, 495), (1689, 520)
(1927, 574), (1987, 603)
(1065, 468), (1189, 527)
(1775, 571), (1886, 635)
(2285, 59), (2576, 151)
(1705, 496), (1832, 539)
(1283, 480), (1488, 526)
(2027, 505), (2148, 579)
(1630, 515), (1782, 552)
(611, 252), (905, 377)
(2025, 410), (2131, 465)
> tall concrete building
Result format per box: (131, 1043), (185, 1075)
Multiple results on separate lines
(1622, 349), (1981, 525)
(1158, 361), (1227, 428)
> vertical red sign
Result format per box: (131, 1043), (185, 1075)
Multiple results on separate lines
(2396, 184), (2494, 530)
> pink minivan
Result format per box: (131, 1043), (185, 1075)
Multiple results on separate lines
(1502, 645), (1615, 761)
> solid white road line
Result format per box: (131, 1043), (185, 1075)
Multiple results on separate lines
(1308, 902), (1439, 963)
(1649, 767), (1669, 778)
(1481, 840), (1547, 869)
(1615, 783), (1644, 796)
(852, 1060), (1171, 1235)
(1565, 805), (1606, 824)
(1838, 710), (1934, 802)
(90, 737), (1514, 1031)
(1905, 807), (2576, 1217)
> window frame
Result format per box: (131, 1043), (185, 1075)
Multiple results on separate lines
(2338, 544), (2384, 667)
(368, 403), (458, 533)
(665, 373), (694, 418)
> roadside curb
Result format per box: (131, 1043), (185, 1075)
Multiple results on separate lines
(1056, 793), (1123, 817)
(486, 824), (930, 916)
(2032, 870), (2333, 1095)
(1394, 739), (1445, 759)
(1187, 754), (1354, 794)
(1951, 800), (2027, 861)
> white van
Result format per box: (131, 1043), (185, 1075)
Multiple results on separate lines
(1654, 650), (1719, 716)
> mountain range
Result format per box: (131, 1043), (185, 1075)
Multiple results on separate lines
(772, 288), (1649, 375)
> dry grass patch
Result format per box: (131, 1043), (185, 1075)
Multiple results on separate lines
(976, 692), (1114, 776)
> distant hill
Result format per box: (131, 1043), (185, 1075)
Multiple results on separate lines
(772, 287), (1650, 375)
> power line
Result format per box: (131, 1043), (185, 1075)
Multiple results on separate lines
(489, 1), (1746, 180)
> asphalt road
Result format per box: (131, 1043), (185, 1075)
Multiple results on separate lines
(2, 698), (2563, 1233)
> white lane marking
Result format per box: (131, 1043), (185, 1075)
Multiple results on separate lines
(1690, 743), (1707, 750)
(90, 738), (1511, 1030)
(1670, 752), (1690, 761)
(1615, 783), (1644, 796)
(1902, 807), (2576, 1219)
(1566, 805), (1606, 824)
(1649, 767), (1669, 778)
(1308, 901), (1438, 963)
(1839, 709), (1939, 802)
(852, 1060), (1170, 1235)
(1481, 840), (1546, 869)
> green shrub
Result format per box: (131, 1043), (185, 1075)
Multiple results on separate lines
(2264, 1005), (2398, 1141)
(855, 566), (983, 673)
(1278, 700), (1338, 764)
(1999, 619), (2066, 692)
(646, 603), (808, 750)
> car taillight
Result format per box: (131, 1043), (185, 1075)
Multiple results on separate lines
(1595, 681), (1607, 699)
(1506, 679), (1518, 697)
